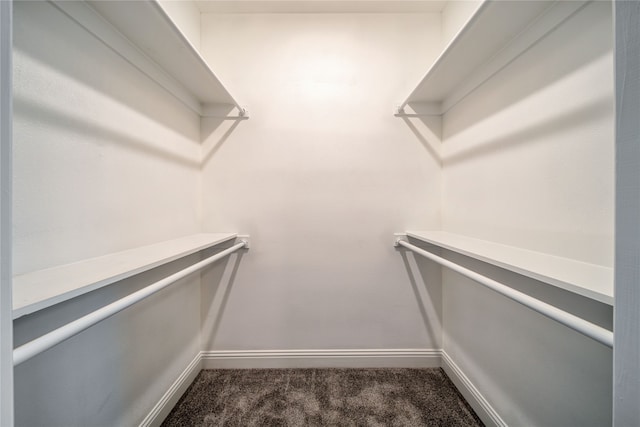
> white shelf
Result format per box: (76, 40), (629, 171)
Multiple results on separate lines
(400, 0), (587, 114)
(13, 233), (237, 319)
(406, 231), (613, 305)
(51, 0), (242, 116)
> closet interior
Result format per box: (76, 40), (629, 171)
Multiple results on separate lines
(6, 0), (618, 425)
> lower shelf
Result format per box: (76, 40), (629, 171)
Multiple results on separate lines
(406, 231), (613, 305)
(12, 233), (237, 319)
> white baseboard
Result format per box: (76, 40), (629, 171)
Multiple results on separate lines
(201, 349), (442, 369)
(441, 350), (507, 427)
(139, 352), (202, 427)
(141, 349), (506, 427)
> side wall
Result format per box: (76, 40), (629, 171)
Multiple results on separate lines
(440, 2), (614, 426)
(12, 2), (202, 425)
(199, 13), (444, 354)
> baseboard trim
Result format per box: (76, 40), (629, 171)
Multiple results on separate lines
(141, 349), (506, 427)
(139, 352), (202, 427)
(441, 351), (507, 427)
(201, 349), (442, 369)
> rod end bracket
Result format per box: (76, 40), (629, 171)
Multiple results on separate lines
(238, 106), (249, 118)
(238, 234), (250, 249)
(394, 233), (407, 247)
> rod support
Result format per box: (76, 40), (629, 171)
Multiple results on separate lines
(238, 234), (250, 249)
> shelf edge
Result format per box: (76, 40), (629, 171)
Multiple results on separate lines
(50, 0), (244, 117)
(406, 231), (614, 306)
(12, 233), (238, 319)
(398, 0), (588, 114)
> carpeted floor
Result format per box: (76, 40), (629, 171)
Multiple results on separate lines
(162, 368), (484, 426)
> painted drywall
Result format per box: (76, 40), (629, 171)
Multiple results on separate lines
(13, 1), (201, 275)
(439, 2), (614, 425)
(199, 13), (444, 352)
(13, 256), (202, 427)
(442, 1), (614, 266)
(441, 0), (481, 47)
(158, 0), (202, 52)
(12, 1), (202, 425)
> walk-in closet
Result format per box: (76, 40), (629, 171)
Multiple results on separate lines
(1, 0), (639, 426)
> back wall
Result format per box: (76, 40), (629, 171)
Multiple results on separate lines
(199, 12), (444, 352)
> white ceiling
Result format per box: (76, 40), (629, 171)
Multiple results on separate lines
(195, 1), (449, 14)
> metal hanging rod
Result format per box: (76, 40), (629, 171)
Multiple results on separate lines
(395, 238), (613, 348)
(13, 240), (248, 366)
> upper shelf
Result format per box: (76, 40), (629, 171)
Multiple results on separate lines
(399, 0), (588, 115)
(13, 233), (237, 319)
(51, 0), (243, 117)
(406, 231), (613, 305)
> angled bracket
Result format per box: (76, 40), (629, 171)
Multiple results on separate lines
(393, 103), (442, 117)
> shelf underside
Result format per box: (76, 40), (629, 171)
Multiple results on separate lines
(403, 0), (588, 113)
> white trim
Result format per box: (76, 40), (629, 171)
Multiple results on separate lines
(0, 0), (13, 424)
(614, 1), (640, 425)
(139, 352), (202, 427)
(13, 233), (237, 319)
(441, 351), (507, 427)
(201, 349), (442, 369)
(140, 350), (505, 426)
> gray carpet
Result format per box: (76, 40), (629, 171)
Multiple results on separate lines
(162, 368), (484, 426)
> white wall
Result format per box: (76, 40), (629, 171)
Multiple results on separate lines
(199, 12), (444, 352)
(441, 0), (481, 47)
(13, 2), (202, 425)
(11, 2), (617, 425)
(13, 2), (202, 275)
(439, 2), (614, 425)
(158, 0), (202, 52)
(442, 1), (614, 266)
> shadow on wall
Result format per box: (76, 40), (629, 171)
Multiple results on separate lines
(400, 238), (613, 426)
(443, 96), (612, 167)
(400, 104), (442, 165)
(201, 248), (245, 350)
(405, 238), (613, 331)
(15, 1), (198, 138)
(14, 97), (200, 169)
(442, 0), (612, 139)
(201, 116), (244, 166)
(398, 248), (443, 347)
(399, 1), (612, 160)
(12, 254), (206, 426)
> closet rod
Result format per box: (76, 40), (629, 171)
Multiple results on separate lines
(13, 240), (247, 367)
(395, 239), (613, 348)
